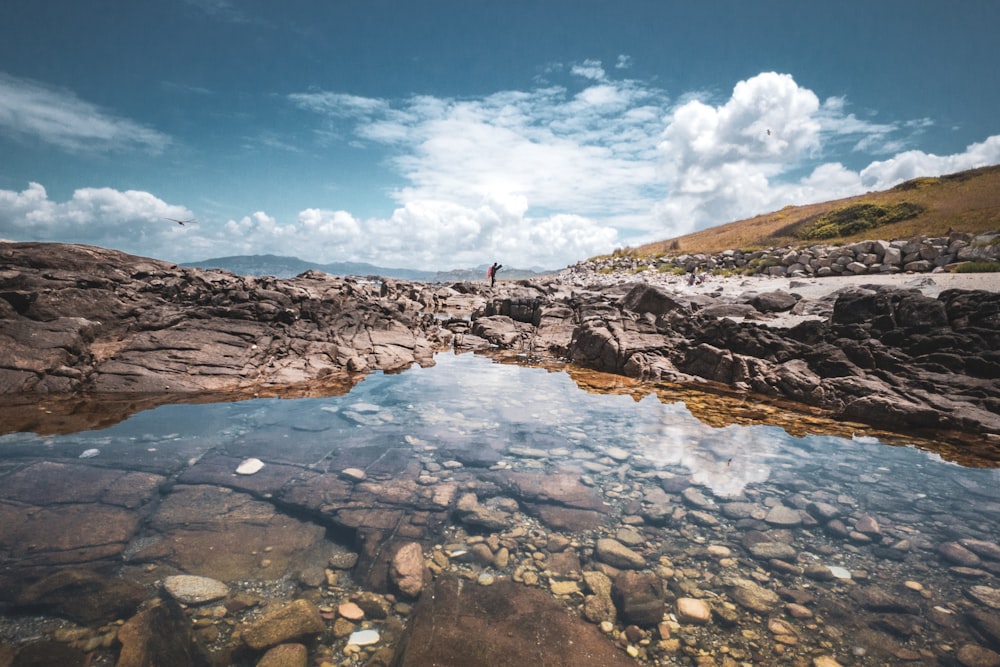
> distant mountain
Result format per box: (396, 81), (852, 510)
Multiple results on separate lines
(182, 254), (556, 282)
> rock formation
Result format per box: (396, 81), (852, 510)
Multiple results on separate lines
(3, 240), (999, 449)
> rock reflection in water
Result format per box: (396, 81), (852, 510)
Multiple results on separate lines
(0, 351), (998, 666)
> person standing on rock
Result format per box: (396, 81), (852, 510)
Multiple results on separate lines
(488, 262), (502, 287)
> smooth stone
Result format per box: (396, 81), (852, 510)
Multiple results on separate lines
(235, 457), (265, 475)
(595, 538), (646, 569)
(79, 448), (101, 459)
(764, 505), (802, 527)
(348, 629), (380, 646)
(338, 602), (365, 621)
(340, 467), (367, 482)
(675, 598), (711, 625)
(828, 566), (852, 580)
(967, 586), (1000, 609)
(163, 575), (230, 605)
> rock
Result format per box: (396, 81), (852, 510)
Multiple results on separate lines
(968, 586), (1000, 610)
(726, 578), (780, 614)
(747, 541), (797, 560)
(962, 540), (1000, 561)
(338, 602), (365, 621)
(117, 599), (209, 667)
(956, 643), (1000, 667)
(389, 541), (426, 599)
(611, 571), (666, 627)
(595, 538), (646, 569)
(236, 457), (265, 475)
(764, 505), (802, 527)
(241, 599), (325, 651)
(751, 290), (800, 313)
(348, 629), (380, 646)
(942, 541), (983, 567)
(163, 574), (230, 605)
(15, 568), (146, 625)
(676, 598), (712, 625)
(812, 657), (843, 667)
(256, 643), (308, 667)
(455, 492), (511, 531)
(391, 574), (635, 667)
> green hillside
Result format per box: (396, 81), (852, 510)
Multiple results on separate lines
(626, 164), (1000, 258)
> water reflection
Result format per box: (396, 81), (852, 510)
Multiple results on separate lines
(1, 352), (999, 665)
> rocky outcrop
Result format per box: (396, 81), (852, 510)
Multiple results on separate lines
(0, 242), (454, 399)
(3, 241), (999, 448)
(574, 231), (1000, 278)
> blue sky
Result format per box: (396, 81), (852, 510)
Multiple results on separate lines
(1, 1), (998, 270)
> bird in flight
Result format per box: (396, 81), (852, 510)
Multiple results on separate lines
(165, 218), (195, 226)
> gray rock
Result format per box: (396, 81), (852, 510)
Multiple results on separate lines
(163, 574), (230, 605)
(595, 538), (647, 569)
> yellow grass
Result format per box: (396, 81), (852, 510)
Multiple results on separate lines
(626, 164), (1000, 258)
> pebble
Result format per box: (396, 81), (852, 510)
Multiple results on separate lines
(338, 602), (365, 621)
(675, 598), (712, 625)
(78, 448), (100, 459)
(340, 467), (367, 482)
(348, 629), (380, 646)
(235, 457), (264, 475)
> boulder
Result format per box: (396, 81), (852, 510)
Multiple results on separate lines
(392, 574), (635, 667)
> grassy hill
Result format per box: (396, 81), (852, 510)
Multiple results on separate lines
(625, 164), (1000, 258)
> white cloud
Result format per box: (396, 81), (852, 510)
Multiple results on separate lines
(4, 65), (999, 270)
(0, 182), (194, 254)
(0, 72), (169, 154)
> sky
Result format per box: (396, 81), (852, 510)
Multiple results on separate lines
(1, 1), (999, 271)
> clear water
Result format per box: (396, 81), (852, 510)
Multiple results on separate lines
(1, 351), (998, 664)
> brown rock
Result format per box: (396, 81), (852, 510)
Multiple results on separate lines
(256, 643), (308, 667)
(241, 599), (325, 651)
(117, 599), (209, 667)
(392, 574), (635, 667)
(612, 571), (666, 627)
(390, 541), (426, 599)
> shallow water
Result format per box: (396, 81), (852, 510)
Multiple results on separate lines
(1, 351), (998, 665)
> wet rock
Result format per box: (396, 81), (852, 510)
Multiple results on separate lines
(850, 586), (921, 614)
(15, 568), (146, 625)
(117, 599), (210, 667)
(726, 578), (780, 614)
(163, 575), (230, 605)
(595, 538), (646, 569)
(241, 599), (325, 651)
(764, 505), (802, 527)
(392, 574), (635, 666)
(455, 492), (512, 531)
(256, 643), (308, 667)
(968, 586), (1000, 610)
(676, 598), (712, 625)
(389, 541), (427, 599)
(806, 501), (841, 522)
(956, 643), (1000, 667)
(962, 540), (1000, 561)
(942, 541), (984, 567)
(611, 571), (666, 627)
(582, 571), (617, 624)
(968, 610), (1000, 651)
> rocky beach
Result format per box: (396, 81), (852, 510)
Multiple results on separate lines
(1, 239), (1000, 667)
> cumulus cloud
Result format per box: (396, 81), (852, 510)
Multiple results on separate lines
(5, 64), (999, 270)
(0, 72), (169, 154)
(0, 182), (195, 255)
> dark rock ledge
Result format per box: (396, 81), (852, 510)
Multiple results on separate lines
(2, 241), (999, 454)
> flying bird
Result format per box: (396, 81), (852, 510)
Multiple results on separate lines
(766, 129), (771, 136)
(165, 218), (195, 226)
